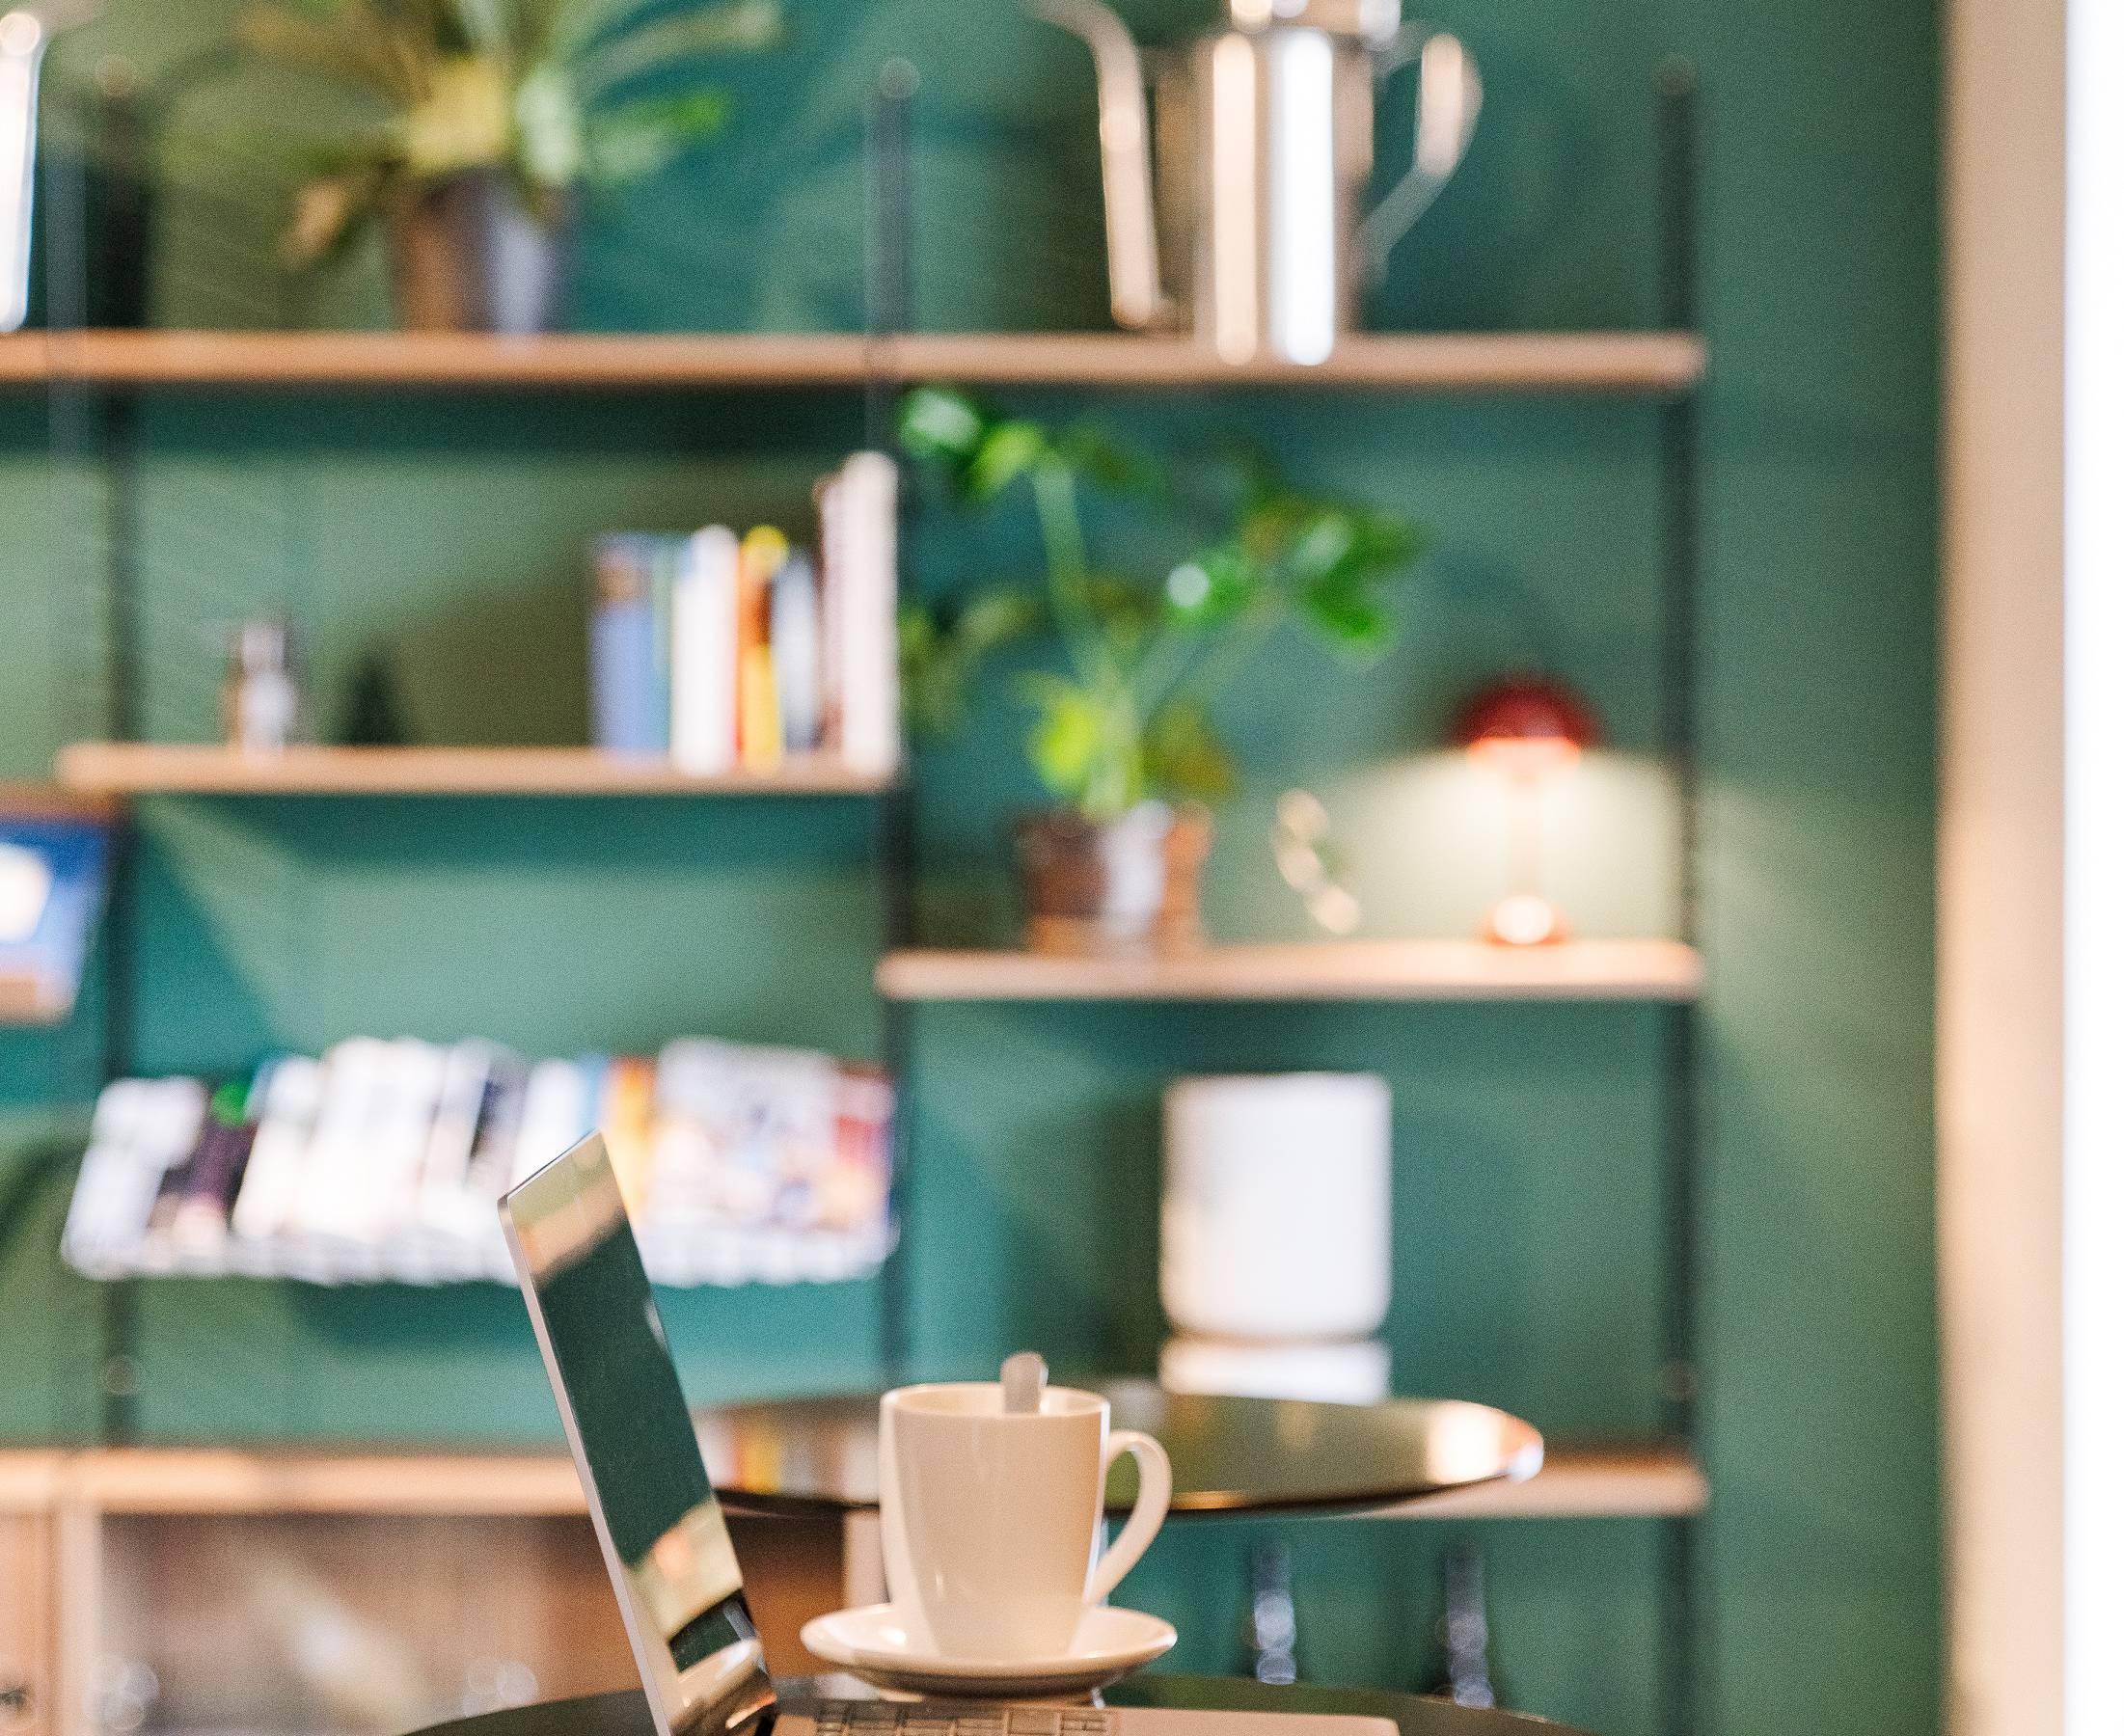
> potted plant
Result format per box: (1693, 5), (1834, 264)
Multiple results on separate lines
(898, 385), (1425, 957)
(233, 0), (783, 332)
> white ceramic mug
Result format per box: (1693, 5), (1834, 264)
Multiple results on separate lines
(879, 1381), (1172, 1661)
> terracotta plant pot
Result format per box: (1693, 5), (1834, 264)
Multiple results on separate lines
(1011, 802), (1213, 957)
(386, 171), (572, 334)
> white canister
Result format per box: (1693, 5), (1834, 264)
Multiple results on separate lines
(1159, 1072), (1392, 1343)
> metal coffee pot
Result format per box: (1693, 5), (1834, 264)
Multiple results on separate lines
(1029, 0), (1481, 365)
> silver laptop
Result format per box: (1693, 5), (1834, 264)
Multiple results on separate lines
(503, 1134), (1397, 1736)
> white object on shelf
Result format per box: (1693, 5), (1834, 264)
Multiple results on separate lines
(1160, 1071), (1391, 1343)
(823, 451), (900, 777)
(61, 1076), (205, 1273)
(1158, 1335), (1392, 1404)
(671, 526), (740, 774)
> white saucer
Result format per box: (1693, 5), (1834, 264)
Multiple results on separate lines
(800, 1603), (1178, 1699)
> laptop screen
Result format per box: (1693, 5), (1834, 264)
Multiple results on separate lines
(504, 1135), (773, 1736)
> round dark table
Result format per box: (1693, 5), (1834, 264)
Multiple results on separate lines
(695, 1381), (1542, 1518)
(414, 1682), (1587, 1736)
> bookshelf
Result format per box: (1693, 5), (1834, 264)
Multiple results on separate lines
(0, 329), (1706, 394)
(52, 744), (896, 799)
(877, 939), (1704, 1004)
(12, 62), (1721, 1736)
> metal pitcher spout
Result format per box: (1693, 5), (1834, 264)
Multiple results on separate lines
(1025, 0), (1174, 330)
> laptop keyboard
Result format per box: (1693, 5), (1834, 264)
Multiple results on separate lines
(813, 1704), (1116, 1736)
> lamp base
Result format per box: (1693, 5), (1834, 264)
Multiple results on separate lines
(1483, 892), (1569, 947)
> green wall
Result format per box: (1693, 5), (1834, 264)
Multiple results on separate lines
(0, 0), (1940, 1732)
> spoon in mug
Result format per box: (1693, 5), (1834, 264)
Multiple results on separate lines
(1001, 1350), (1048, 1414)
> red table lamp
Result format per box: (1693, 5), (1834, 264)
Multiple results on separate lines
(1452, 675), (1600, 946)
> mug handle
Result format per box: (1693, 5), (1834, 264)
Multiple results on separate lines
(1087, 1429), (1172, 1604)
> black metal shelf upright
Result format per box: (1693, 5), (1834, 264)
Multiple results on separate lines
(1655, 57), (1707, 1736)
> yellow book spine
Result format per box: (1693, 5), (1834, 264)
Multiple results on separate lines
(738, 526), (787, 771)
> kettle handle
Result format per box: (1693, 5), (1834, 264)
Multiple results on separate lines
(1357, 26), (1482, 282)
(1024, 0), (1174, 331)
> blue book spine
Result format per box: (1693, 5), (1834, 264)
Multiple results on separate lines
(589, 535), (665, 753)
(648, 536), (680, 754)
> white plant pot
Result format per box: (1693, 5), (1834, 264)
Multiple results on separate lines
(1159, 1072), (1392, 1343)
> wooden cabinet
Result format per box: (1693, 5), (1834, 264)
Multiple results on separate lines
(0, 1452), (852, 1736)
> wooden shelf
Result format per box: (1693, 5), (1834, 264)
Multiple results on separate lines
(877, 938), (1704, 1003)
(1375, 1442), (1708, 1521)
(61, 1449), (590, 1516)
(3, 1441), (1701, 1521)
(0, 782), (121, 822)
(0, 1451), (67, 1510)
(53, 743), (895, 798)
(0, 329), (1705, 394)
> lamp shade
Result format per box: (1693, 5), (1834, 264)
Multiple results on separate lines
(1452, 675), (1599, 778)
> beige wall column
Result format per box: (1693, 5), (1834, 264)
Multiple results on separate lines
(1939, 0), (2066, 1732)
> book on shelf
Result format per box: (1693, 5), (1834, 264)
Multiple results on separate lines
(0, 804), (112, 1022)
(736, 526), (787, 772)
(63, 1036), (895, 1288)
(588, 451), (900, 778)
(588, 533), (670, 754)
(821, 450), (901, 777)
(670, 527), (739, 774)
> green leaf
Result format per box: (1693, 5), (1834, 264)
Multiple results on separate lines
(1284, 509), (1359, 586)
(1079, 574), (1157, 655)
(516, 63), (588, 186)
(1144, 701), (1237, 804)
(955, 586), (1047, 656)
(1021, 674), (1104, 803)
(582, 88), (730, 184)
(572, 0), (783, 95)
(898, 385), (989, 470)
(1163, 541), (1261, 627)
(966, 420), (1049, 502)
(896, 587), (1045, 738)
(1054, 423), (1160, 499)
(281, 161), (392, 265)
(446, 0), (509, 55)
(1019, 675), (1149, 818)
(1298, 572), (1395, 654)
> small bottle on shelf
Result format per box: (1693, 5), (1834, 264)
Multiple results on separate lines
(220, 618), (300, 752)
